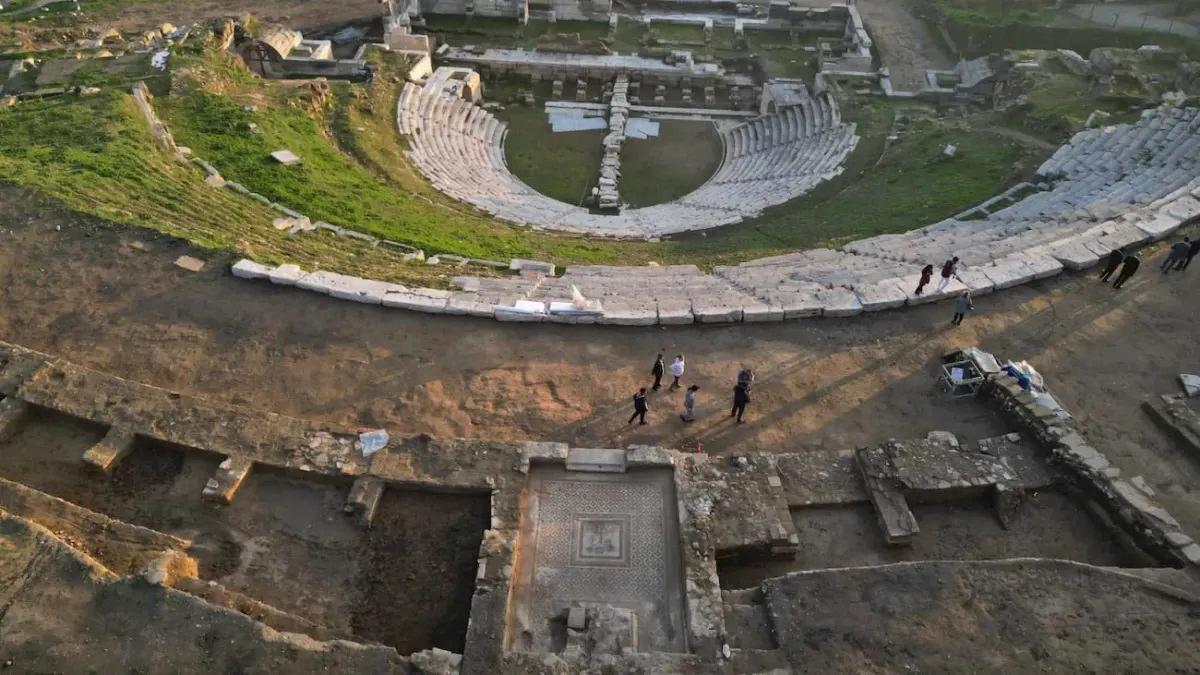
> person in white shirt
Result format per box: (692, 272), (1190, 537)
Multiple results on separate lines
(669, 355), (685, 390)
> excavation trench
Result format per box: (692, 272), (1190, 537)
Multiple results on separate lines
(0, 406), (489, 654)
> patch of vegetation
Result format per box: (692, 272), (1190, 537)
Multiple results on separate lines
(0, 87), (422, 282)
(620, 119), (723, 207)
(500, 105), (604, 205)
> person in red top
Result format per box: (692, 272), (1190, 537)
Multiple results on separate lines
(915, 264), (934, 296)
(936, 257), (959, 292)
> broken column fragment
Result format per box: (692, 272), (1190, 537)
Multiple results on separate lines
(344, 476), (385, 526)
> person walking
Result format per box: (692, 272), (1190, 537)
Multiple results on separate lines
(628, 388), (648, 425)
(951, 290), (973, 326)
(915, 264), (934, 296)
(936, 257), (959, 292)
(731, 384), (750, 424)
(1182, 238), (1200, 271)
(1112, 253), (1140, 289)
(1161, 237), (1191, 273)
(680, 385), (699, 422)
(650, 353), (665, 391)
(669, 355), (685, 390)
(1098, 248), (1123, 282)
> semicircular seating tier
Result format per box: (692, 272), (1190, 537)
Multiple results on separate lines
(241, 106), (1200, 325)
(396, 81), (860, 238)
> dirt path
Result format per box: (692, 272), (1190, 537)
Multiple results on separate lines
(856, 0), (954, 91)
(1, 185), (1199, 540)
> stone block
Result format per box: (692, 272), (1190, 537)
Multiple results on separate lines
(270, 149), (301, 165)
(444, 294), (496, 317)
(656, 299), (694, 324)
(1047, 241), (1101, 270)
(742, 301), (784, 322)
(1136, 211), (1182, 240)
(202, 456), (254, 504)
(568, 606), (588, 631)
(296, 270), (355, 295)
(81, 427), (136, 474)
(854, 282), (908, 312)
(329, 278), (403, 305)
(566, 447), (627, 473)
(691, 296), (744, 323)
(231, 259), (272, 280)
(345, 476), (386, 526)
(954, 268), (996, 295)
(267, 264), (305, 286)
(509, 258), (556, 275)
(174, 255), (205, 272)
(1180, 542), (1200, 565)
(1020, 254), (1063, 280)
(980, 260), (1035, 289)
(898, 274), (965, 305)
(381, 291), (450, 314)
(0, 398), (30, 444)
(814, 287), (862, 317)
(599, 307), (658, 326)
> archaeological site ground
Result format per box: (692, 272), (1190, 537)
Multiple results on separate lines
(0, 0), (1199, 671)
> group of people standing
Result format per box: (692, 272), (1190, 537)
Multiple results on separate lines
(630, 354), (754, 426)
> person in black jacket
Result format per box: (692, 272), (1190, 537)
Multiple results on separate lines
(915, 264), (934, 296)
(1098, 248), (1123, 282)
(731, 385), (750, 424)
(1112, 254), (1140, 289)
(628, 388), (648, 425)
(1183, 239), (1200, 271)
(650, 353), (665, 391)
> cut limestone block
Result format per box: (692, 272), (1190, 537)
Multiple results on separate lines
(1137, 211), (1183, 241)
(329, 278), (402, 305)
(231, 259), (272, 280)
(980, 260), (1035, 289)
(381, 290), (450, 313)
(692, 295), (745, 323)
(566, 447), (627, 473)
(1019, 254), (1063, 279)
(1046, 240), (1101, 270)
(345, 476), (386, 526)
(898, 273), (966, 305)
(742, 300), (785, 322)
(510, 258), (556, 275)
(854, 281), (908, 312)
(814, 287), (862, 317)
(0, 398), (30, 444)
(268, 264), (305, 286)
(295, 271), (354, 295)
(656, 298), (695, 325)
(768, 289), (823, 318)
(202, 456), (255, 504)
(954, 268), (996, 295)
(1097, 221), (1150, 251)
(599, 306), (657, 326)
(174, 255), (205, 272)
(270, 149), (301, 165)
(81, 427), (136, 474)
(444, 294), (497, 318)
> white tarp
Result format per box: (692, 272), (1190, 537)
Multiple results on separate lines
(625, 117), (661, 139)
(548, 111), (607, 132)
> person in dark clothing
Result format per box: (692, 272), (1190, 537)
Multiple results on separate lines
(650, 354), (665, 391)
(915, 264), (934, 296)
(936, 257), (959, 292)
(628, 388), (648, 425)
(1112, 254), (1140, 289)
(1162, 237), (1191, 273)
(731, 385), (750, 424)
(1182, 239), (1200, 271)
(1098, 248), (1124, 282)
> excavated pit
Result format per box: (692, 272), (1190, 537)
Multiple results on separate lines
(717, 487), (1161, 590)
(0, 406), (489, 654)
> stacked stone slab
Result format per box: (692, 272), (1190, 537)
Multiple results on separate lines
(597, 75), (629, 211)
(396, 82), (858, 237)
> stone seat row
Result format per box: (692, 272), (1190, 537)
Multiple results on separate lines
(395, 82), (857, 237)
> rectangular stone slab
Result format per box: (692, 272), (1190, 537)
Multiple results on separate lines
(854, 282), (908, 312)
(231, 259), (272, 280)
(953, 268), (996, 295)
(565, 447), (627, 473)
(691, 295), (746, 323)
(655, 299), (695, 325)
(1047, 241), (1100, 270)
(202, 456), (255, 505)
(81, 427), (136, 474)
(345, 476), (386, 526)
(267, 264), (305, 286)
(814, 287), (863, 317)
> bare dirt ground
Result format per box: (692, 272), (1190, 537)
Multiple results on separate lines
(1, 185), (1199, 541)
(856, 0), (955, 91)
